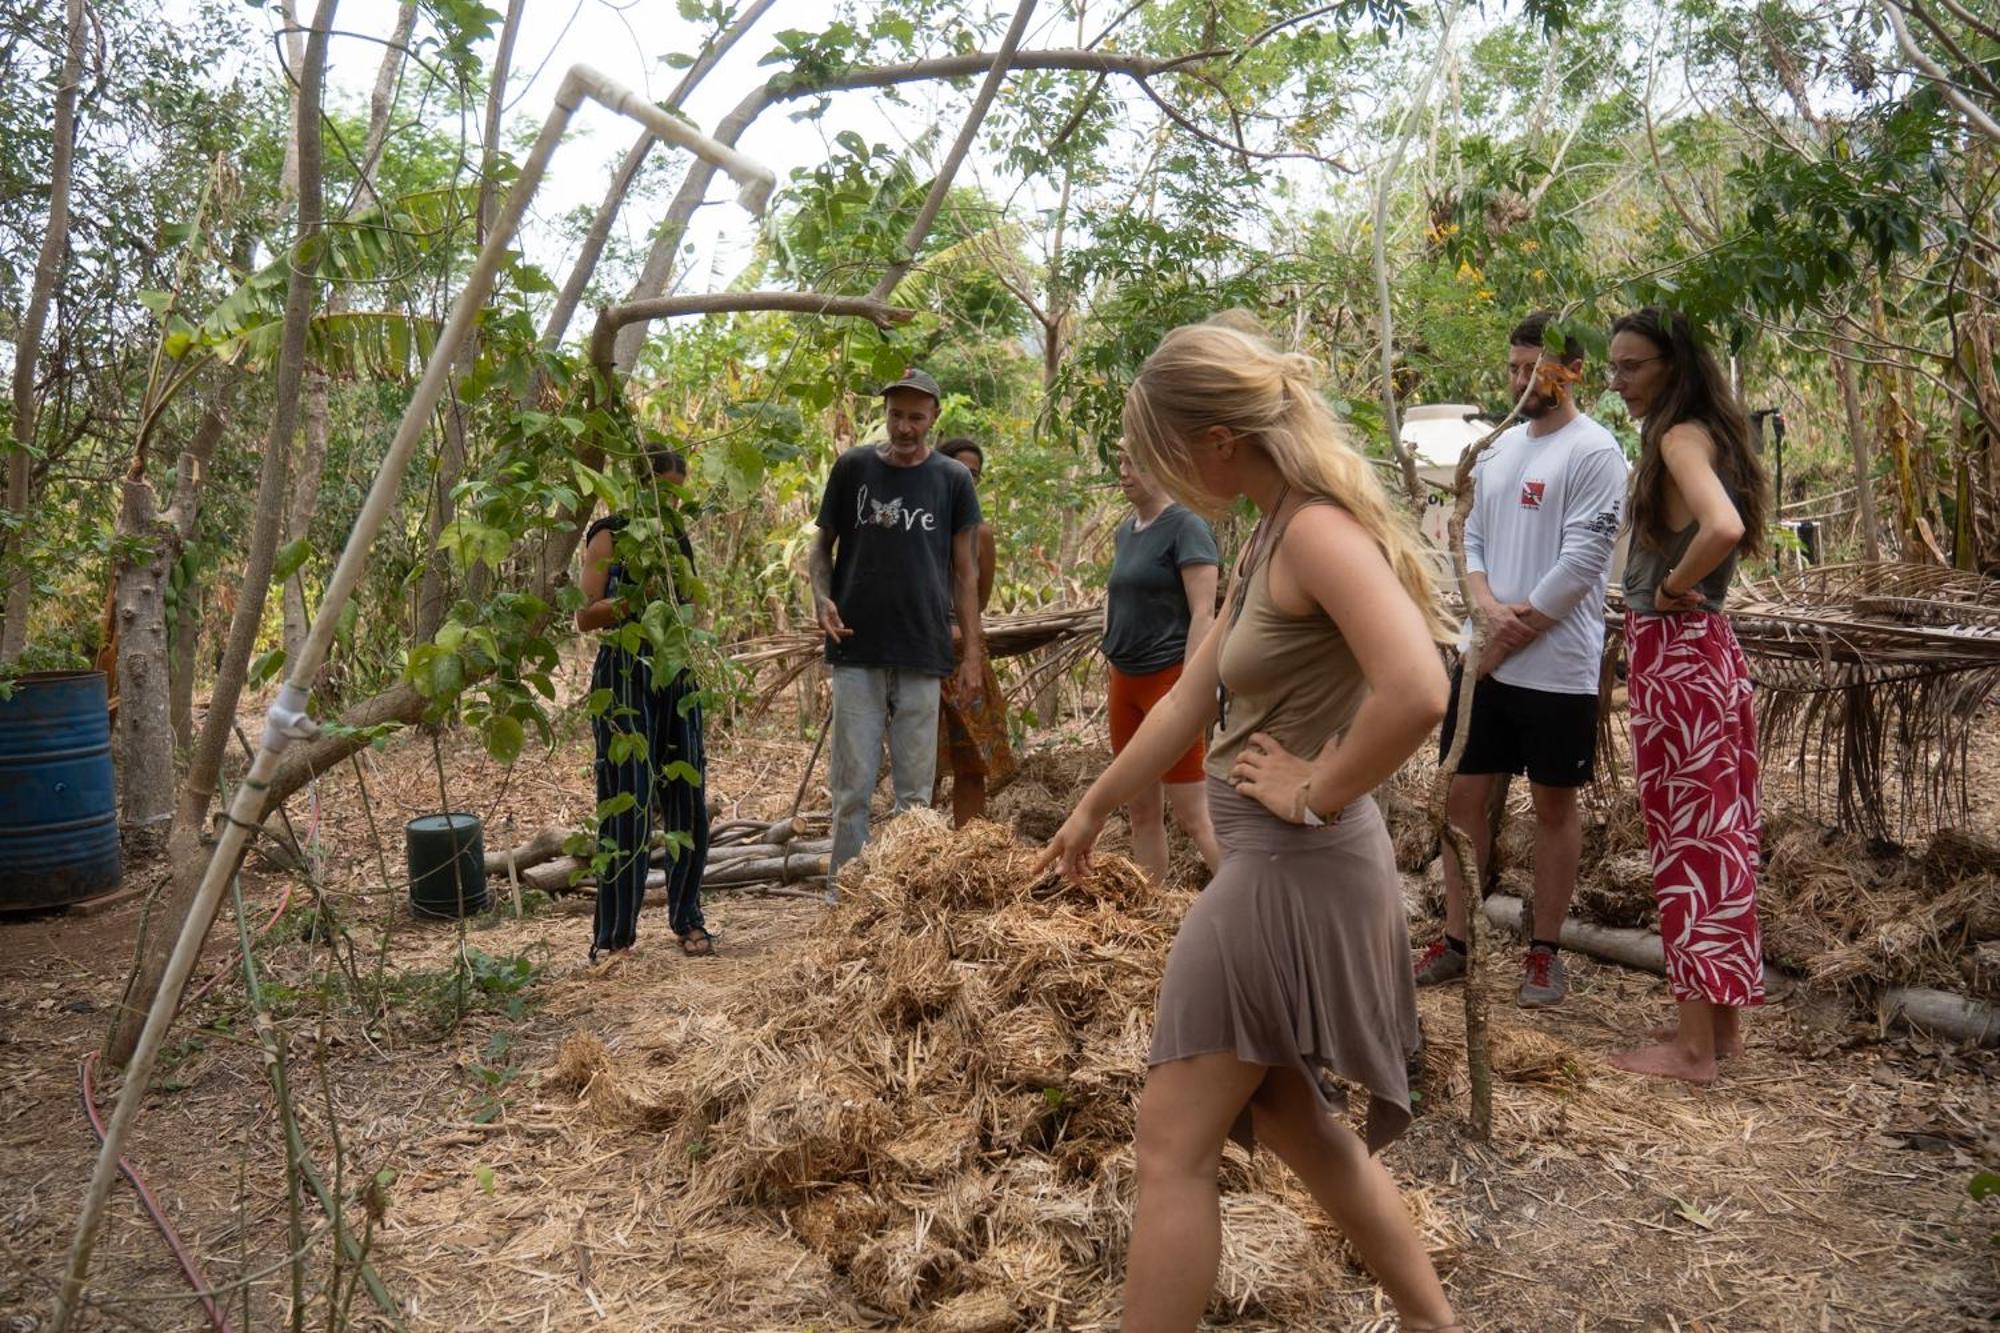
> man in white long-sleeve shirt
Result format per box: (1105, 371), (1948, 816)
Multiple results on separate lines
(1417, 312), (1628, 1008)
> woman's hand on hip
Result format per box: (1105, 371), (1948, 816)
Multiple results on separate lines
(1229, 731), (1314, 823)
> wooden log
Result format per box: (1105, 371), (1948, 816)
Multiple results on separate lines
(704, 853), (827, 886)
(483, 825), (568, 877)
(1880, 987), (2000, 1047)
(529, 848), (830, 896)
(523, 857), (586, 894)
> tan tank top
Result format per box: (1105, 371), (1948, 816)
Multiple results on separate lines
(1206, 501), (1369, 780)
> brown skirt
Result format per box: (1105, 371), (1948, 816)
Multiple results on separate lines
(1147, 777), (1420, 1154)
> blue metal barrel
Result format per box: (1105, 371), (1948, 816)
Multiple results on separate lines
(0, 670), (122, 910)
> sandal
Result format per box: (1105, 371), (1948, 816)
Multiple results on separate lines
(677, 926), (715, 957)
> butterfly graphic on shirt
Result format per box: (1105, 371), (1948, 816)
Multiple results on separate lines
(1519, 479), (1547, 509)
(854, 483), (941, 533)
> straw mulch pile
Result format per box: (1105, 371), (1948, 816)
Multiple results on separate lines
(1756, 810), (2000, 999)
(543, 811), (1460, 1328)
(989, 743), (1103, 844)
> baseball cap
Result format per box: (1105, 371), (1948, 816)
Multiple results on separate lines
(879, 367), (941, 403)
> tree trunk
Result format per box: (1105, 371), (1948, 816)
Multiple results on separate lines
(113, 476), (177, 859)
(475, 0), (526, 240)
(412, 400), (465, 644)
(413, 0), (526, 640)
(281, 368), (330, 663)
(1, 0), (85, 661)
(285, 11), (410, 663)
(1831, 333), (1885, 563)
(357, 4), (418, 192)
(169, 388), (234, 750)
(106, 0), (337, 1069)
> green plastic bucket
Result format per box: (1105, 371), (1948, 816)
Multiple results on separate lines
(405, 812), (488, 918)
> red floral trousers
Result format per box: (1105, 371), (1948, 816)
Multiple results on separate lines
(1626, 611), (1766, 1008)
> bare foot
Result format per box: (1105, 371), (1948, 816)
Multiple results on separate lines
(1647, 1024), (1744, 1058)
(1610, 1042), (1716, 1084)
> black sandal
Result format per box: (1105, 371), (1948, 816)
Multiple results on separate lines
(678, 926), (715, 957)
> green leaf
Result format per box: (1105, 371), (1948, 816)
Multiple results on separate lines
(474, 1165), (496, 1193)
(427, 651), (464, 701)
(483, 715), (524, 764)
(1971, 1170), (2000, 1202)
(249, 649), (287, 688)
(595, 792), (636, 820)
(273, 537), (312, 583)
(663, 760), (701, 787)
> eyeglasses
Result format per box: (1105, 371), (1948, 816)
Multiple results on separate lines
(1607, 355), (1664, 384)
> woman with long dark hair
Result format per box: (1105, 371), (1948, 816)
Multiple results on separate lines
(1606, 307), (1771, 1084)
(1035, 318), (1460, 1331)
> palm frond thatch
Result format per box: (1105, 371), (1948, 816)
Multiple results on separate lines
(1726, 562), (2000, 840)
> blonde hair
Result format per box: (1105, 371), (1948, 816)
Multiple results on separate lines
(1122, 317), (1450, 640)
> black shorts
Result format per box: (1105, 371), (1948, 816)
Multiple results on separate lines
(1438, 669), (1598, 788)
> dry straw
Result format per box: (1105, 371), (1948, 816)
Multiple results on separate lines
(541, 810), (1463, 1325)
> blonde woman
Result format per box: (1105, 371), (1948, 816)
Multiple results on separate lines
(1035, 319), (1461, 1331)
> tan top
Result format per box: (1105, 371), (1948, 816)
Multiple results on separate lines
(1207, 502), (1368, 780)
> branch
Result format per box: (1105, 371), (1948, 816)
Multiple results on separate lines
(588, 292), (914, 370)
(476, 0), (527, 239)
(1133, 74), (1355, 174)
(1900, 0), (2000, 101)
(1230, 3), (1348, 64)
(1881, 1), (2000, 145)
(868, 0), (1041, 304)
(1926, 0), (2000, 46)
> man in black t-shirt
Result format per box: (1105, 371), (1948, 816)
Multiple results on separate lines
(809, 369), (985, 883)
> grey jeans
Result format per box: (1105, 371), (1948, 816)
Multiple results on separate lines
(827, 665), (941, 879)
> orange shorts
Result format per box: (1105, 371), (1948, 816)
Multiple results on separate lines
(1107, 662), (1206, 785)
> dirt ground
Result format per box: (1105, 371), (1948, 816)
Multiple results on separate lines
(0, 666), (1995, 1331)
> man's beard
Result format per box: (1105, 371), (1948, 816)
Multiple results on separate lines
(1519, 393), (1558, 420)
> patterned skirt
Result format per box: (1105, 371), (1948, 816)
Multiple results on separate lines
(1626, 611), (1765, 1007)
(938, 652), (1016, 785)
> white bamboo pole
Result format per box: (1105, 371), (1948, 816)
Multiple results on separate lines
(50, 66), (773, 1332)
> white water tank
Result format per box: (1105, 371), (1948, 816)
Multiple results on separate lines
(1397, 404), (1491, 549)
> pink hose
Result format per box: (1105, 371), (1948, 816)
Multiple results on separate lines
(81, 1052), (232, 1332)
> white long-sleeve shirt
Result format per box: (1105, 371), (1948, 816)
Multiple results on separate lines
(1463, 414), (1627, 695)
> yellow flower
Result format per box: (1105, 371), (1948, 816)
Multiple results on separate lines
(1520, 238), (1540, 254)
